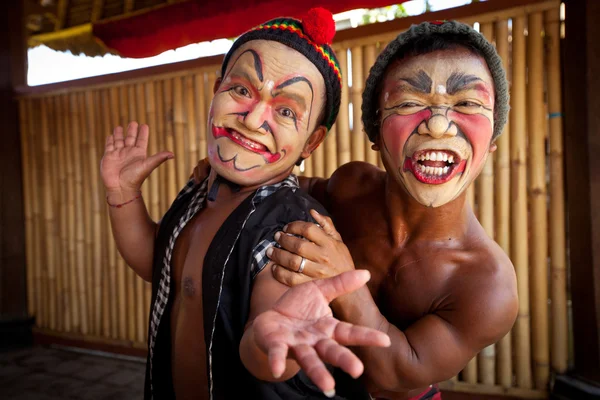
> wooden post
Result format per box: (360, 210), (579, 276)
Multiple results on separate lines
(493, 18), (513, 389)
(173, 77), (187, 188)
(544, 7), (568, 375)
(562, 0), (600, 384)
(350, 46), (365, 163)
(164, 79), (178, 205)
(363, 44), (378, 167)
(185, 75), (198, 178)
(510, 15), (532, 389)
(194, 72), (208, 161)
(336, 48), (351, 166)
(324, 122), (338, 177)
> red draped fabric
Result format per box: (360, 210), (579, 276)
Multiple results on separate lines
(92, 0), (403, 58)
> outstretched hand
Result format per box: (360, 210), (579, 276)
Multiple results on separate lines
(253, 269), (390, 396)
(100, 122), (173, 195)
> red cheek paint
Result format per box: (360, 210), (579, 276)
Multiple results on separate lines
(447, 110), (493, 171)
(381, 108), (431, 156)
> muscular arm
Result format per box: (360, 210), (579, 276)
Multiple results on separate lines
(297, 176), (329, 207)
(332, 260), (518, 391)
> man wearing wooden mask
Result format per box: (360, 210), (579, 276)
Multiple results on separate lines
(264, 20), (519, 400)
(101, 8), (391, 400)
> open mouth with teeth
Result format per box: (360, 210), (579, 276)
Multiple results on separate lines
(212, 126), (281, 163)
(403, 149), (466, 184)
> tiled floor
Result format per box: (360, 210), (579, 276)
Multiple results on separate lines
(0, 346), (145, 400)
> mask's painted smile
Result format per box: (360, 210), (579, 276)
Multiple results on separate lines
(212, 125), (282, 164)
(403, 149), (465, 184)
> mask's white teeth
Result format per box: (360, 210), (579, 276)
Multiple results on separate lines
(442, 153), (448, 162)
(430, 152), (437, 161)
(448, 155), (454, 164)
(443, 166), (449, 174)
(425, 153), (430, 161)
(437, 152), (444, 161)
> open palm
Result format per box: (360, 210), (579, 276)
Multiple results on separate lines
(100, 122), (173, 193)
(253, 270), (390, 395)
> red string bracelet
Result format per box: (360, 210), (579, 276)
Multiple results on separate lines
(106, 193), (142, 208)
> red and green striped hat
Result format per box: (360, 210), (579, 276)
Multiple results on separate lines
(221, 8), (342, 131)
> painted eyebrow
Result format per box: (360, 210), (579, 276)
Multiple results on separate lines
(446, 72), (483, 95)
(226, 49), (263, 83)
(398, 70), (432, 93)
(273, 76), (314, 125)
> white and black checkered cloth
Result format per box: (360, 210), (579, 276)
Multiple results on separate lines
(148, 174), (299, 396)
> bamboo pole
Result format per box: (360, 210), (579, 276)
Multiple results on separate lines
(164, 79), (178, 205)
(350, 46), (365, 163)
(303, 153), (313, 177)
(70, 92), (89, 335)
(63, 95), (80, 333)
(312, 139), (325, 178)
(77, 92), (95, 334)
(363, 44), (378, 166)
(494, 18), (513, 389)
(56, 95), (72, 332)
(124, 84), (138, 342)
(476, 21), (496, 387)
(29, 99), (46, 328)
(545, 7), (568, 374)
(336, 47), (351, 166)
(511, 15), (532, 389)
(104, 88), (119, 339)
(185, 75), (198, 177)
(134, 83), (147, 343)
(18, 99), (35, 318)
(40, 97), (58, 331)
(324, 122), (338, 178)
(527, 12), (549, 390)
(155, 81), (169, 214)
(194, 72), (208, 161)
(113, 86), (127, 339)
(85, 91), (104, 336)
(96, 89), (111, 338)
(173, 76), (187, 188)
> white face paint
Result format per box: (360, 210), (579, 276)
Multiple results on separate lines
(436, 84), (447, 95)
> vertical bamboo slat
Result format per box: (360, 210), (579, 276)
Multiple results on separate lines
(494, 18), (513, 388)
(312, 140), (325, 178)
(324, 122), (338, 177)
(173, 77), (187, 188)
(155, 81), (169, 214)
(18, 100), (35, 318)
(350, 46), (365, 163)
(164, 79), (178, 205)
(363, 44), (378, 166)
(195, 73), (208, 161)
(511, 15), (532, 389)
(41, 98), (58, 330)
(527, 12), (549, 390)
(545, 7), (568, 374)
(70, 93), (89, 335)
(477, 21), (496, 387)
(186, 75), (198, 177)
(336, 48), (351, 165)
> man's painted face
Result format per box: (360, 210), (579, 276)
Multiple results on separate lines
(207, 40), (326, 186)
(378, 47), (495, 207)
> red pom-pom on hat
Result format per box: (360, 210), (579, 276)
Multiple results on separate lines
(302, 7), (336, 45)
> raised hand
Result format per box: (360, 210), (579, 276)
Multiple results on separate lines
(101, 122), (173, 196)
(253, 270), (390, 396)
(269, 209), (355, 287)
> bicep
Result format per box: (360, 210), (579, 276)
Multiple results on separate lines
(247, 261), (290, 324)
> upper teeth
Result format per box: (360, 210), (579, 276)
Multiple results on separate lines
(418, 151), (455, 163)
(416, 164), (450, 176)
(231, 131), (264, 151)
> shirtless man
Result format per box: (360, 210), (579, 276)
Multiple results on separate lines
(101, 8), (389, 400)
(264, 21), (519, 400)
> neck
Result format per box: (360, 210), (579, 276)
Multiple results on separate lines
(385, 174), (472, 246)
(206, 167), (293, 202)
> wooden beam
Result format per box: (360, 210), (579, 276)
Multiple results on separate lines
(562, 0), (600, 383)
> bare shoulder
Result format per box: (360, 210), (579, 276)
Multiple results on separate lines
(448, 234), (518, 346)
(327, 161), (385, 202)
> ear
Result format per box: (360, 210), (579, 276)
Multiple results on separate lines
(489, 142), (498, 153)
(213, 77), (223, 95)
(300, 126), (327, 159)
(371, 135), (382, 152)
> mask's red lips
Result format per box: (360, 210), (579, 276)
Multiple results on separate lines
(212, 126), (281, 164)
(403, 149), (466, 184)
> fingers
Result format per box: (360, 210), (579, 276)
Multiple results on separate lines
(272, 265), (312, 287)
(113, 126), (125, 149)
(315, 270), (371, 303)
(135, 124), (150, 150)
(268, 342), (289, 379)
(105, 135), (115, 152)
(274, 231), (322, 266)
(332, 321), (391, 348)
(283, 221), (331, 247)
(292, 344), (336, 397)
(125, 121), (139, 147)
(315, 338), (364, 379)
(143, 151), (174, 176)
(310, 210), (342, 241)
(268, 245), (317, 276)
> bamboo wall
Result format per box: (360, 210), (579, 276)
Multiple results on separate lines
(18, 0), (566, 397)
